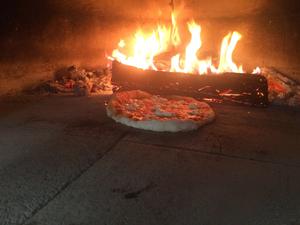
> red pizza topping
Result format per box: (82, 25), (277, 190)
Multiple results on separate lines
(110, 91), (212, 122)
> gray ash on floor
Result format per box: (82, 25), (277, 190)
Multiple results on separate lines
(26, 66), (113, 96)
(262, 68), (300, 107)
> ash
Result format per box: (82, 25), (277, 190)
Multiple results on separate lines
(26, 66), (113, 96)
(262, 68), (300, 107)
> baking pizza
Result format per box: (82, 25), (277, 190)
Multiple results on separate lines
(106, 90), (215, 132)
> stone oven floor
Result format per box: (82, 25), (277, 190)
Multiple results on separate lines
(0, 95), (300, 225)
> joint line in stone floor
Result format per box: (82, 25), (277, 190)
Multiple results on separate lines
(123, 140), (300, 168)
(21, 131), (129, 225)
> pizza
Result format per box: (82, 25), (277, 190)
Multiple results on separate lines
(106, 90), (215, 132)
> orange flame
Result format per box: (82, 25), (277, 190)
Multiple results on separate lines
(218, 31), (244, 73)
(171, 12), (181, 47)
(111, 13), (259, 75)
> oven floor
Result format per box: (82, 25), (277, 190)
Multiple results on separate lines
(0, 95), (299, 225)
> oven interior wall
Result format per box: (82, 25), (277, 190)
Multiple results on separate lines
(0, 0), (299, 94)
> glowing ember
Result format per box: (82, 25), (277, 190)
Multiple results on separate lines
(111, 13), (259, 75)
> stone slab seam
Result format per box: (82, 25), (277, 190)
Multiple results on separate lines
(124, 140), (300, 168)
(21, 132), (129, 225)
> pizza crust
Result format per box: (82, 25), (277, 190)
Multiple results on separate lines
(106, 90), (215, 132)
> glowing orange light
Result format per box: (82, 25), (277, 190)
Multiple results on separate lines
(111, 12), (259, 75)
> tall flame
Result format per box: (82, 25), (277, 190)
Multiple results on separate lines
(111, 13), (259, 75)
(171, 12), (181, 47)
(218, 32), (244, 73)
(184, 21), (202, 73)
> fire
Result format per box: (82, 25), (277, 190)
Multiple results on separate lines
(171, 12), (181, 47)
(111, 23), (177, 70)
(217, 32), (244, 73)
(170, 21), (217, 75)
(111, 13), (259, 75)
(252, 66), (261, 74)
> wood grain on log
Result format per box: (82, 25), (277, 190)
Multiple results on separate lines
(112, 61), (269, 106)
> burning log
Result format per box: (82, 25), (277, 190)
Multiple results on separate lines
(112, 61), (269, 106)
